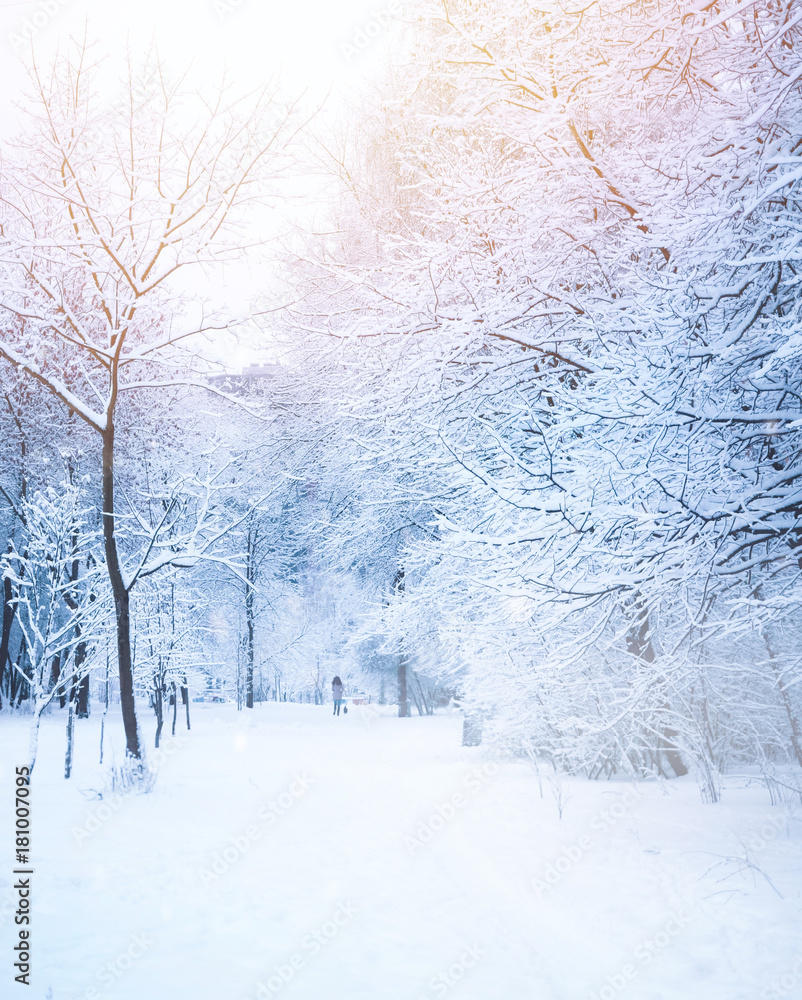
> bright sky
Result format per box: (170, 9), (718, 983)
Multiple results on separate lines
(0, 0), (404, 107)
(0, 0), (408, 366)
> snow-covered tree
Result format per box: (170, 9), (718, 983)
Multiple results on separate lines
(0, 42), (298, 760)
(2, 484), (108, 773)
(280, 0), (802, 785)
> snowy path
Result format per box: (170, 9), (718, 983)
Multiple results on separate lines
(1, 703), (801, 1000)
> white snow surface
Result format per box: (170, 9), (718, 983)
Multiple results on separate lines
(1, 703), (801, 1000)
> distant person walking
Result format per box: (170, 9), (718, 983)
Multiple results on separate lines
(332, 676), (344, 716)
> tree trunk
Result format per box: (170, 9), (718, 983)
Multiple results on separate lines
(182, 680), (191, 731)
(12, 643), (28, 706)
(102, 419), (141, 759)
(409, 670), (424, 716)
(154, 665), (164, 749)
(70, 636), (89, 718)
(245, 582), (255, 710)
(99, 653), (110, 765)
(0, 564), (16, 709)
(236, 635), (242, 709)
(766, 636), (802, 769)
(75, 670), (90, 719)
(64, 694), (76, 779)
(398, 652), (409, 718)
(64, 516), (90, 720)
(393, 567), (409, 718)
(413, 672), (433, 715)
(28, 703), (44, 774)
(50, 653), (65, 707)
(626, 599), (688, 778)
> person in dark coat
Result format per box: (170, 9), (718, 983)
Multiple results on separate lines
(332, 676), (344, 716)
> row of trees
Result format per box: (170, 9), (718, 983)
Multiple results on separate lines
(2, 0), (801, 797)
(275, 0), (802, 796)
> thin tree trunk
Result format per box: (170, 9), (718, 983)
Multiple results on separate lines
(99, 653), (109, 764)
(236, 636), (242, 710)
(393, 567), (409, 718)
(50, 653), (65, 707)
(64, 693), (75, 779)
(102, 420), (141, 759)
(398, 652), (409, 718)
(182, 680), (191, 731)
(70, 636), (89, 718)
(765, 636), (802, 769)
(409, 670), (424, 716)
(75, 670), (90, 718)
(12, 643), (27, 706)
(154, 664), (164, 749)
(0, 564), (16, 709)
(64, 516), (90, 720)
(245, 583), (255, 710)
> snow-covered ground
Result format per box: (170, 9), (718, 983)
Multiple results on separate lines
(1, 703), (801, 1000)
